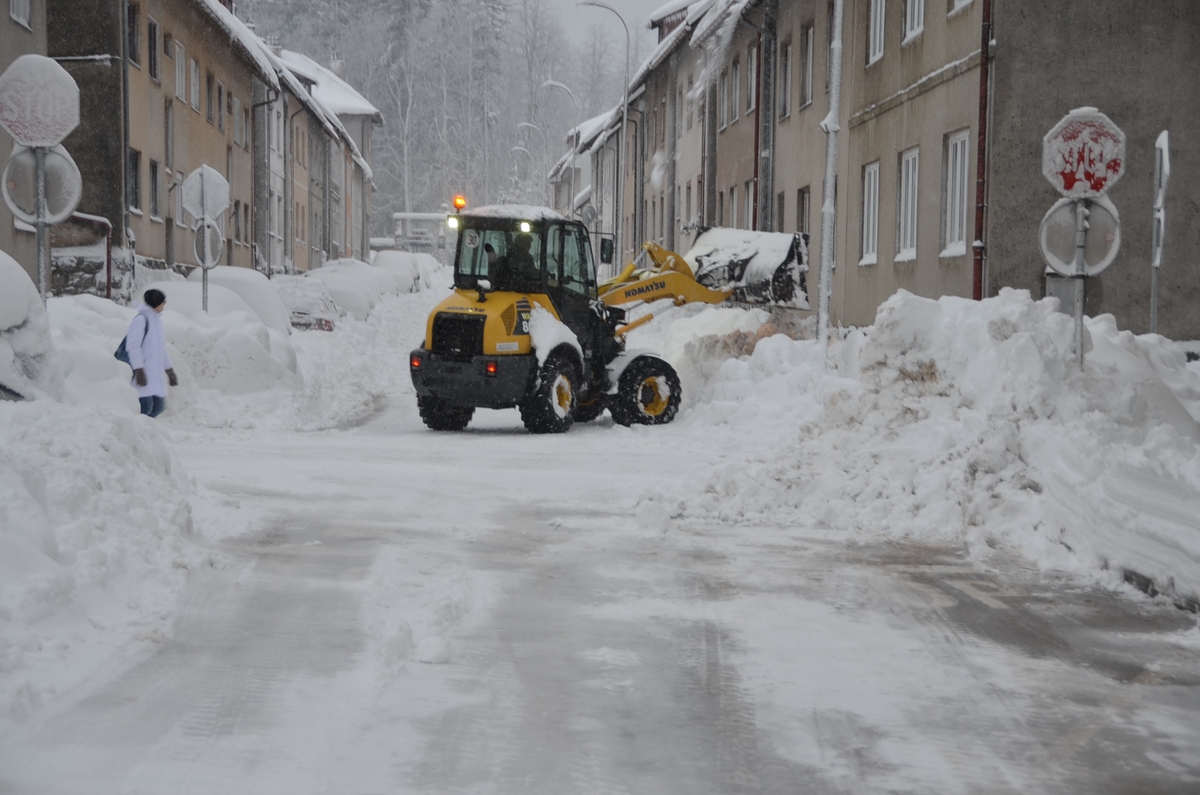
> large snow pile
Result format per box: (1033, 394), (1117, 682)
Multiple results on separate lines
(0, 401), (209, 719)
(0, 252), (62, 401)
(652, 288), (1200, 599)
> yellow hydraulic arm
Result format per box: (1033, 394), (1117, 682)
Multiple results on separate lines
(599, 242), (732, 309)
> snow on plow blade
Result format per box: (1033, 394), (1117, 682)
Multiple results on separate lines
(685, 228), (809, 308)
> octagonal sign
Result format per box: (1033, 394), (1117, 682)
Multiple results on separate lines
(1042, 107), (1125, 199)
(0, 55), (80, 147)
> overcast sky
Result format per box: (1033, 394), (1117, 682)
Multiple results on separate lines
(552, 0), (659, 53)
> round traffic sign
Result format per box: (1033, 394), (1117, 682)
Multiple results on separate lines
(1039, 195), (1121, 278)
(193, 218), (224, 269)
(1042, 107), (1126, 199)
(0, 54), (80, 147)
(1, 143), (82, 224)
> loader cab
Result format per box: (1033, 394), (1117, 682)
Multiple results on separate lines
(453, 216), (603, 358)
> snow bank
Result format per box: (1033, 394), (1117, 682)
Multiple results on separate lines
(186, 266), (293, 334)
(0, 400), (209, 720)
(0, 252), (62, 401)
(654, 288), (1200, 600)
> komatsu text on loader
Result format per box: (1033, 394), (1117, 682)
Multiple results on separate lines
(409, 205), (807, 433)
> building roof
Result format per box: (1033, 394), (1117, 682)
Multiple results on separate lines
(194, 0), (279, 90)
(278, 50), (383, 123)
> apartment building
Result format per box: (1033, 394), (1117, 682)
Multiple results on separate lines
(48, 0), (278, 279)
(1, 0), (48, 283)
(565, 0), (1198, 336)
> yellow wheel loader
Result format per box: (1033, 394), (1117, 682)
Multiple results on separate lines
(409, 206), (808, 433)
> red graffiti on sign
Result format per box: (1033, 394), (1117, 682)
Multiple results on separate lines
(1042, 110), (1126, 198)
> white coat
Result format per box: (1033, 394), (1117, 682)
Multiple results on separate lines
(126, 303), (174, 398)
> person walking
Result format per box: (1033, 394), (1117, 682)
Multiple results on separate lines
(126, 288), (178, 418)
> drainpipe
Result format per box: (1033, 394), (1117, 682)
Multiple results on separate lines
(752, 33), (762, 231)
(119, 0), (131, 251)
(972, 0), (993, 300)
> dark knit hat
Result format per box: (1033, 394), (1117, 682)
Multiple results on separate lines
(144, 289), (166, 308)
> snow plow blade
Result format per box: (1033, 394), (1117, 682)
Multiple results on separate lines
(598, 229), (809, 310)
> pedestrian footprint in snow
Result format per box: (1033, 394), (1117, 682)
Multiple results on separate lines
(120, 288), (178, 418)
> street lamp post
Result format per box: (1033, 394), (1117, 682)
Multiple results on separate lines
(578, 0), (630, 269)
(540, 79), (580, 219)
(517, 122), (549, 205)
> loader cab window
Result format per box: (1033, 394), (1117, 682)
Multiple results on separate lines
(454, 222), (543, 293)
(547, 223), (597, 298)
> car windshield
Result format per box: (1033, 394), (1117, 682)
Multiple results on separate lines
(454, 222), (544, 293)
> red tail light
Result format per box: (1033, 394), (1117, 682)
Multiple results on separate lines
(485, 361), (498, 376)
(410, 355), (422, 368)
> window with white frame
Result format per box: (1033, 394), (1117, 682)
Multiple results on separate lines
(730, 186), (737, 229)
(147, 18), (159, 80)
(731, 60), (740, 122)
(744, 180), (753, 228)
(897, 147), (919, 260)
(869, 0), (886, 64)
(778, 40), (792, 118)
(10, 0), (31, 29)
(942, 130), (970, 256)
(951, 0), (972, 13)
(904, 0), (924, 40)
(686, 74), (694, 129)
(233, 96), (243, 145)
(860, 161), (880, 265)
(127, 3), (141, 65)
(149, 159), (160, 218)
(174, 42), (185, 99)
(746, 46), (756, 112)
(719, 70), (728, 128)
(800, 25), (814, 107)
(797, 186), (811, 235)
(190, 60), (200, 111)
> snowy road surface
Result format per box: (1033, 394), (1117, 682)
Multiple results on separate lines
(4, 404), (1200, 794)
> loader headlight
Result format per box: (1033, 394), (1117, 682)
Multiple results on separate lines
(447, 216), (459, 229)
(519, 221), (531, 233)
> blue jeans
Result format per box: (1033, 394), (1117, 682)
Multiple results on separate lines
(139, 395), (166, 418)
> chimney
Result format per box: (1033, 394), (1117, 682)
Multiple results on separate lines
(267, 34), (282, 57)
(330, 51), (345, 78)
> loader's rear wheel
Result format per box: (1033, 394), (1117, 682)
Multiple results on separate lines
(610, 357), (681, 427)
(520, 354), (577, 434)
(418, 395), (474, 431)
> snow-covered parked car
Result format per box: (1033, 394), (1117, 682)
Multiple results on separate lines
(185, 265), (293, 334)
(371, 250), (445, 293)
(304, 260), (393, 321)
(270, 275), (340, 331)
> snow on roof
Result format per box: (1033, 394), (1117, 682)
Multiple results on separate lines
(255, 42), (373, 179)
(193, 0), (279, 90)
(629, 17), (692, 91)
(689, 0), (750, 47)
(460, 205), (566, 222)
(279, 50), (382, 122)
(650, 0), (694, 26)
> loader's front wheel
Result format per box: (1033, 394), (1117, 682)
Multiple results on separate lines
(610, 357), (681, 427)
(418, 395), (474, 431)
(520, 354), (577, 434)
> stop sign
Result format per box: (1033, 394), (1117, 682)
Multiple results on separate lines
(1042, 107), (1125, 199)
(0, 54), (80, 148)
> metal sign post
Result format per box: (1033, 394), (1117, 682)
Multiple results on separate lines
(181, 164), (229, 311)
(1149, 130), (1170, 334)
(0, 55), (81, 303)
(1040, 107), (1126, 369)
